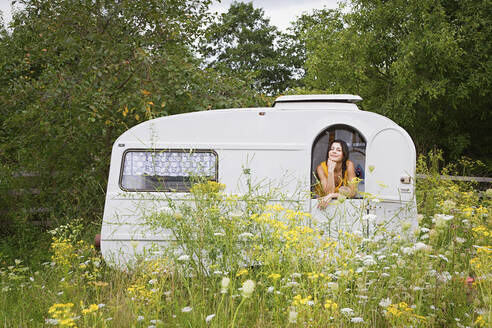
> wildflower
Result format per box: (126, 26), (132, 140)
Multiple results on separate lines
(288, 309), (298, 323)
(150, 319), (163, 324)
(456, 237), (466, 244)
(362, 214), (377, 223)
(137, 315), (145, 321)
(98, 303), (105, 308)
(205, 314), (215, 323)
(82, 304), (99, 315)
(379, 298), (391, 308)
(241, 279), (255, 298)
(351, 317), (364, 323)
(236, 268), (248, 277)
(434, 214), (453, 228)
(285, 281), (299, 287)
(362, 255), (376, 266)
(213, 232), (225, 236)
(45, 318), (58, 325)
(181, 306), (193, 313)
(177, 254), (190, 261)
(238, 232), (254, 240)
(340, 308), (354, 316)
(220, 277), (230, 293)
(267, 286), (274, 293)
(268, 273), (281, 280)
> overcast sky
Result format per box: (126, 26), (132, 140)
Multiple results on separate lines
(210, 0), (341, 31)
(1, 0), (341, 31)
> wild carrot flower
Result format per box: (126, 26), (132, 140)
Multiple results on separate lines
(181, 306), (193, 313)
(241, 280), (255, 298)
(220, 277), (230, 293)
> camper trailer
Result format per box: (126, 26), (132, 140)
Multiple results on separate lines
(100, 95), (417, 266)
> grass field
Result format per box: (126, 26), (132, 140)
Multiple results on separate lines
(1, 158), (491, 327)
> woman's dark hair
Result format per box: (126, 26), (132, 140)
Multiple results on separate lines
(326, 139), (349, 179)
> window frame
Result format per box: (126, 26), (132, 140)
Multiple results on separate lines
(118, 148), (219, 192)
(311, 124), (366, 199)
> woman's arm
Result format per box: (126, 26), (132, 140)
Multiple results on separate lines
(344, 160), (357, 198)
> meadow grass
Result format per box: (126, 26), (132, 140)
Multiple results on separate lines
(1, 156), (491, 327)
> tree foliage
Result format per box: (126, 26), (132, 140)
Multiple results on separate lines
(0, 0), (268, 230)
(299, 0), (491, 159)
(200, 1), (298, 94)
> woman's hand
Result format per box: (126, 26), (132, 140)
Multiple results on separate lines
(327, 159), (336, 173)
(317, 193), (337, 209)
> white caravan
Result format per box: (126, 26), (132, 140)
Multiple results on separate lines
(100, 95), (417, 266)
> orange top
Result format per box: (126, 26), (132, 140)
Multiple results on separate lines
(315, 161), (348, 196)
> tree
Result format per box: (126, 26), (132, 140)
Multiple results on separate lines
(0, 0), (267, 230)
(200, 1), (296, 94)
(299, 0), (492, 160)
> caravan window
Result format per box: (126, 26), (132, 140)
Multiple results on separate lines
(311, 125), (366, 197)
(120, 149), (218, 192)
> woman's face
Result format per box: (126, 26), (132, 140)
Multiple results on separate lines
(328, 142), (344, 162)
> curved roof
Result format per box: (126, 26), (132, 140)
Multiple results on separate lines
(116, 105), (406, 151)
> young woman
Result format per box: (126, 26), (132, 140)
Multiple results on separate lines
(316, 139), (356, 209)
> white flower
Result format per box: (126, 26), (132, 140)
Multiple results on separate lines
(351, 317), (364, 323)
(98, 303), (105, 308)
(267, 286), (274, 293)
(456, 237), (466, 244)
(213, 232), (225, 236)
(437, 271), (452, 283)
(241, 279), (255, 298)
(181, 306), (193, 313)
(414, 242), (429, 252)
(14, 259), (22, 265)
(285, 281), (299, 287)
(291, 273), (302, 279)
(221, 277), (230, 293)
(434, 214), (453, 228)
(238, 232), (254, 240)
(379, 298), (391, 307)
(438, 254), (449, 262)
(340, 308), (354, 316)
(150, 319), (163, 324)
(420, 227), (430, 233)
(45, 318), (58, 325)
(137, 316), (145, 321)
(206, 314), (215, 323)
(148, 279), (158, 285)
(362, 255), (376, 266)
(29, 277), (34, 282)
(288, 309), (298, 323)
(362, 214), (377, 222)
(177, 254), (190, 261)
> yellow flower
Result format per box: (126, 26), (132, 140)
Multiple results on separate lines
(82, 304), (99, 315)
(236, 268), (248, 277)
(268, 273), (281, 280)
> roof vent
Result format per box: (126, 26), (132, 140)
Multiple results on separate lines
(273, 94), (362, 110)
